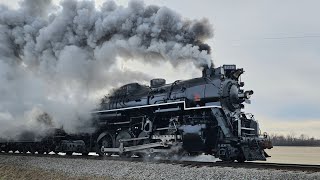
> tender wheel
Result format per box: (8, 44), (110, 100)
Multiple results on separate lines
(18, 146), (24, 154)
(97, 133), (114, 157)
(236, 154), (246, 163)
(66, 152), (73, 156)
(37, 145), (45, 154)
(22, 147), (27, 154)
(29, 145), (35, 154)
(37, 150), (44, 154)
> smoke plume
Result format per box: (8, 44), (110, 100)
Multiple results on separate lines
(0, 0), (214, 139)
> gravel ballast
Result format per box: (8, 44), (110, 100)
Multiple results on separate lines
(0, 154), (319, 180)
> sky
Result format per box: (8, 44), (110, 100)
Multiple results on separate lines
(1, 0), (320, 138)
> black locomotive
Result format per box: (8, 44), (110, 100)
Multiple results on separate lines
(0, 65), (272, 162)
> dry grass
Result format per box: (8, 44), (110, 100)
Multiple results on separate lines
(0, 164), (112, 180)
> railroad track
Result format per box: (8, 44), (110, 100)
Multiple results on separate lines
(176, 161), (320, 172)
(0, 152), (319, 172)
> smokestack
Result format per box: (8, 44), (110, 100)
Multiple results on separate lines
(202, 64), (214, 78)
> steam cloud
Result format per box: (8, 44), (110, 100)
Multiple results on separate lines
(0, 0), (214, 139)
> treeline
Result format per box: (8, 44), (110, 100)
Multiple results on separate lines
(270, 134), (320, 146)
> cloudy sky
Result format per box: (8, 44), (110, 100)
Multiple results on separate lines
(2, 0), (320, 138)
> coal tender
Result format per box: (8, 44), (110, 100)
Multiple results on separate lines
(94, 64), (273, 162)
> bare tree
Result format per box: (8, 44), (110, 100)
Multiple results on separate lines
(270, 134), (320, 146)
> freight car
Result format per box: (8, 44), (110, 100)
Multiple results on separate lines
(0, 65), (272, 162)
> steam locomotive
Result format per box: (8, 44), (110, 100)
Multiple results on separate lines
(0, 65), (272, 162)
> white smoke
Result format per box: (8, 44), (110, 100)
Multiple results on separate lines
(0, 0), (214, 139)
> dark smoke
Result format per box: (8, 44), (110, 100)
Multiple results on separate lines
(0, 0), (214, 139)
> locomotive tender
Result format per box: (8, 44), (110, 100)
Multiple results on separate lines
(0, 65), (272, 162)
